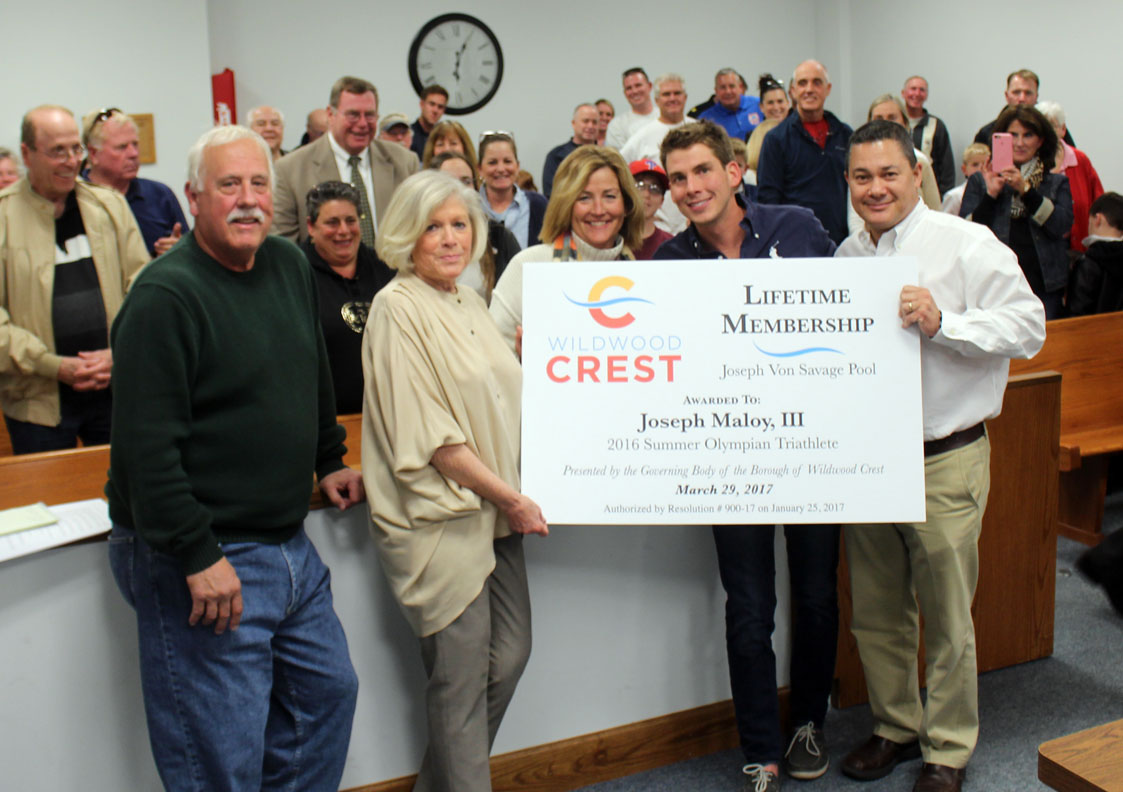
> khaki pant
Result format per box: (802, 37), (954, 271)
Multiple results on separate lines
(846, 435), (989, 769)
(413, 534), (532, 792)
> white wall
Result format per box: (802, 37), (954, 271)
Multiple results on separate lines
(206, 0), (822, 187)
(0, 1), (213, 216)
(0, 509), (799, 788)
(841, 0), (1121, 191)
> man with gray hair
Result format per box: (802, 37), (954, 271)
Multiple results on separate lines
(107, 124), (364, 791)
(621, 74), (690, 234)
(246, 105), (286, 161)
(758, 59), (853, 244)
(695, 68), (763, 141)
(901, 76), (955, 197)
(541, 102), (599, 197)
(82, 108), (188, 256)
(273, 75), (419, 244)
(0, 104), (148, 454)
(620, 73), (689, 163)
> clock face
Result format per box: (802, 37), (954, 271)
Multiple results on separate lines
(408, 14), (504, 115)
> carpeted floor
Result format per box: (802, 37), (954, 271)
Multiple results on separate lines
(578, 500), (1123, 791)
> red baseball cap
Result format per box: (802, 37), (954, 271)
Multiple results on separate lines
(629, 158), (668, 190)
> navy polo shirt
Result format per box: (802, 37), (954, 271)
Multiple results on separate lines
(653, 196), (836, 260)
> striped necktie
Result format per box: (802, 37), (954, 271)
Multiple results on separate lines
(348, 155), (376, 247)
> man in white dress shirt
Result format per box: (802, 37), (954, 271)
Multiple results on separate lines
(837, 120), (1044, 792)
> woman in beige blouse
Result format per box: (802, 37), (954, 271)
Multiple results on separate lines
(362, 170), (548, 792)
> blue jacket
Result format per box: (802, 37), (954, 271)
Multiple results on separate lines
(756, 111), (852, 245)
(653, 196), (835, 260)
(959, 171), (1073, 293)
(542, 140), (579, 198)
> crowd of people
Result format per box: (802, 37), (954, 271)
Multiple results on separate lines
(0, 59), (1116, 792)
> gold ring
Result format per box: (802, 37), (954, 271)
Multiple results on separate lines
(908, 301), (914, 312)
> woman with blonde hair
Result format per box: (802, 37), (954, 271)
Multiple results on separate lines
(420, 119), (477, 170)
(363, 169), (548, 792)
(489, 145), (645, 351)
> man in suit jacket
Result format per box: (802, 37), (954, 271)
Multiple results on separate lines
(274, 76), (418, 244)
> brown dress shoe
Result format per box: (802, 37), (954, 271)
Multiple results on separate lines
(841, 734), (922, 780)
(913, 762), (966, 792)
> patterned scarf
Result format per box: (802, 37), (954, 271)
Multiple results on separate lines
(1010, 157), (1044, 219)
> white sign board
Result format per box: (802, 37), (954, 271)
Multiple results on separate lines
(521, 258), (925, 525)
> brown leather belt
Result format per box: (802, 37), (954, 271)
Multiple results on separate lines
(924, 422), (985, 457)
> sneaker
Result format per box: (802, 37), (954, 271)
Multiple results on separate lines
(785, 721), (828, 780)
(742, 763), (781, 791)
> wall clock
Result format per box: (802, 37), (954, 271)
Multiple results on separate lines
(408, 13), (504, 115)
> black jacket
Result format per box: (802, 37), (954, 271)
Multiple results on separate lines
(1068, 239), (1123, 316)
(300, 239), (394, 414)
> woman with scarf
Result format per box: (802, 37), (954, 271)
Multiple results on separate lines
(960, 105), (1072, 318)
(488, 146), (644, 353)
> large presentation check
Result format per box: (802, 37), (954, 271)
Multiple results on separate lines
(520, 258), (926, 525)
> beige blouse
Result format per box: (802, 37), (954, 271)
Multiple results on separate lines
(361, 271), (523, 637)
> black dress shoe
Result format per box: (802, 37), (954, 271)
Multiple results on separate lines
(913, 762), (965, 792)
(841, 735), (922, 780)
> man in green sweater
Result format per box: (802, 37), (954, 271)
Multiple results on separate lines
(106, 124), (364, 791)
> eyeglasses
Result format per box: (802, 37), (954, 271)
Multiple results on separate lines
(342, 110), (378, 124)
(34, 143), (86, 163)
(634, 179), (665, 195)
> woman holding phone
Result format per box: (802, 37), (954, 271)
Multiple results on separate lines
(959, 105), (1072, 317)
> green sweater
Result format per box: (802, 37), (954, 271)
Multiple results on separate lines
(106, 232), (346, 574)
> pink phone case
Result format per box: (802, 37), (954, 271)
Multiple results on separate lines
(991, 133), (1014, 172)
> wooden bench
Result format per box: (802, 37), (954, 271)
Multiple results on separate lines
(0, 413), (364, 515)
(1010, 311), (1123, 546)
(834, 371), (1061, 708)
(1039, 719), (1123, 791)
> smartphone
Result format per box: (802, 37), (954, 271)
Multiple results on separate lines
(991, 133), (1014, 172)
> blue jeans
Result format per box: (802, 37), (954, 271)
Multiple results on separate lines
(712, 523), (840, 765)
(109, 524), (359, 792)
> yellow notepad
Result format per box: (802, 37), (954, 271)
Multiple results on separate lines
(0, 503), (59, 536)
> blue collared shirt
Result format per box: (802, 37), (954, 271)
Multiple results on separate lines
(480, 185), (532, 249)
(653, 195), (836, 260)
(124, 177), (189, 256)
(82, 171), (189, 256)
(697, 95), (764, 141)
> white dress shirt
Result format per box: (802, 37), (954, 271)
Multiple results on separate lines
(837, 201), (1045, 440)
(327, 132), (377, 232)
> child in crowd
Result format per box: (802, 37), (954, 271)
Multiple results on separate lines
(1067, 192), (1123, 316)
(941, 142), (989, 215)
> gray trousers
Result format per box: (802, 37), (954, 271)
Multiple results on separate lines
(413, 534), (532, 792)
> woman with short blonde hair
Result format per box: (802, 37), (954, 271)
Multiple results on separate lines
(364, 169), (548, 792)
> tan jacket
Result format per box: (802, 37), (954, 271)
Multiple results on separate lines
(272, 133), (419, 243)
(0, 178), (149, 426)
